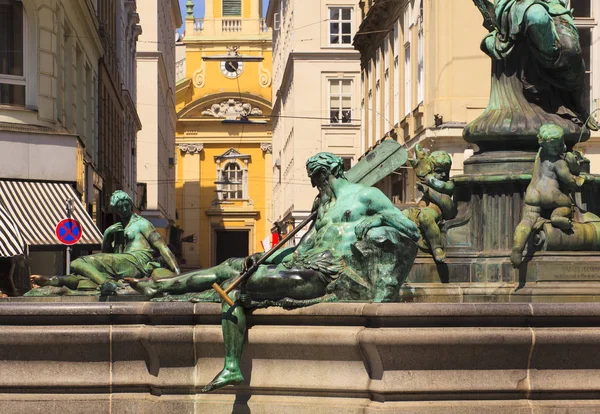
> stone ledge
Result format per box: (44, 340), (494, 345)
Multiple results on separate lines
(0, 302), (599, 410)
(2, 301), (600, 326)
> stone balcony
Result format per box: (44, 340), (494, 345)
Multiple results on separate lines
(189, 18), (270, 37)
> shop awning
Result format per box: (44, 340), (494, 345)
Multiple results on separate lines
(0, 180), (103, 253)
(0, 202), (25, 257)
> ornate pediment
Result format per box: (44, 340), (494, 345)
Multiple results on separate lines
(214, 147), (251, 162)
(201, 99), (263, 120)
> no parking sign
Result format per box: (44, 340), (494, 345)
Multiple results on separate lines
(55, 218), (82, 245)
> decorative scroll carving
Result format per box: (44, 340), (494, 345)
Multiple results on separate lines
(179, 143), (204, 154)
(201, 99), (263, 120)
(192, 60), (206, 88)
(260, 143), (272, 154)
(258, 62), (272, 88)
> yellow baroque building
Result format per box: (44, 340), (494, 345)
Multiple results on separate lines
(175, 0), (272, 269)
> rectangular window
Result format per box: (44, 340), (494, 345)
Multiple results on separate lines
(223, 0), (241, 16)
(571, 0), (591, 18)
(573, 1), (596, 113)
(403, 6), (412, 116)
(0, 0), (25, 106)
(329, 7), (352, 45)
(393, 21), (400, 126)
(384, 36), (391, 131)
(375, 49), (381, 139)
(330, 79), (352, 124)
(417, 24), (424, 104)
(220, 162), (244, 200)
(579, 27), (592, 112)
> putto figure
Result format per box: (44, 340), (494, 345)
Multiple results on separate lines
(128, 152), (420, 391)
(404, 145), (457, 263)
(28, 190), (180, 294)
(511, 124), (587, 267)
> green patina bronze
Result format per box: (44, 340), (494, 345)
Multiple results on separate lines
(26, 191), (180, 296)
(511, 124), (600, 267)
(128, 147), (420, 391)
(403, 145), (457, 263)
(467, 0), (596, 151)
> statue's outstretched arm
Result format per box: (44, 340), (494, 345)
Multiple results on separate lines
(424, 186), (457, 219)
(425, 175), (454, 195)
(356, 189), (420, 241)
(101, 223), (121, 253)
(145, 226), (181, 275)
(555, 160), (585, 189)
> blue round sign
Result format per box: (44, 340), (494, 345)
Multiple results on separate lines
(55, 218), (82, 245)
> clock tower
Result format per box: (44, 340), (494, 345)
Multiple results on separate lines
(175, 0), (273, 269)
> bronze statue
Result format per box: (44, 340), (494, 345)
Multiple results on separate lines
(511, 124), (588, 267)
(27, 190), (180, 295)
(403, 145), (457, 262)
(467, 0), (596, 150)
(128, 152), (420, 391)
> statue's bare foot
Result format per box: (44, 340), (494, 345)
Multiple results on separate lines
(510, 250), (522, 269)
(30, 275), (50, 287)
(551, 217), (572, 231)
(201, 368), (244, 392)
(432, 248), (446, 263)
(124, 277), (158, 298)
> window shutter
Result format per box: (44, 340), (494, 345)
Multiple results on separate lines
(223, 0), (241, 16)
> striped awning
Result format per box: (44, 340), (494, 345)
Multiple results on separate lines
(0, 180), (103, 253)
(0, 202), (25, 257)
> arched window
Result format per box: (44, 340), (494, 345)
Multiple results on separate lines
(0, 0), (26, 106)
(221, 162), (244, 200)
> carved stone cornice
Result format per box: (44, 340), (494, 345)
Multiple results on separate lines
(260, 143), (272, 154)
(179, 143), (204, 154)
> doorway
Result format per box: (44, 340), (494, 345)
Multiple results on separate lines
(215, 230), (249, 264)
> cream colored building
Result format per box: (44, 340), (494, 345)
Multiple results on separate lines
(136, 0), (182, 233)
(0, 0), (102, 193)
(266, 0), (362, 239)
(0, 0), (104, 277)
(355, 0), (600, 204)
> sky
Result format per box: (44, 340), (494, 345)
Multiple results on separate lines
(177, 0), (270, 33)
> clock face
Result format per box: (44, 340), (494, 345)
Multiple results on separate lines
(220, 60), (244, 79)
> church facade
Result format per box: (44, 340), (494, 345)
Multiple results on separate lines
(175, 0), (273, 268)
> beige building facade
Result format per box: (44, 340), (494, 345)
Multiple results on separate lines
(266, 0), (362, 240)
(355, 0), (600, 204)
(0, 0), (103, 193)
(136, 0), (182, 232)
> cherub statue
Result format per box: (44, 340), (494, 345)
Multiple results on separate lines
(511, 124), (587, 268)
(403, 145), (457, 263)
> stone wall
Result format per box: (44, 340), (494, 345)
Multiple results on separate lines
(1, 301), (600, 412)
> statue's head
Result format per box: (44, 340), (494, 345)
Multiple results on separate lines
(306, 152), (346, 188)
(411, 144), (452, 181)
(110, 190), (133, 218)
(538, 123), (566, 156)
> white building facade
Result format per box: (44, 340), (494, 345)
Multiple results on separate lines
(266, 0), (362, 240)
(136, 0), (182, 231)
(0, 0), (103, 193)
